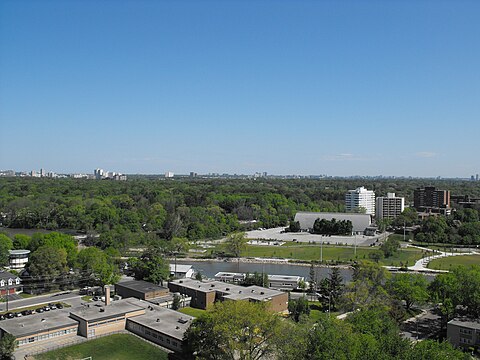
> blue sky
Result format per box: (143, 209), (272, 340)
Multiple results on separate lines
(1, 0), (479, 177)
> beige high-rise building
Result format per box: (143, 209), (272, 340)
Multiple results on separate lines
(376, 193), (405, 220)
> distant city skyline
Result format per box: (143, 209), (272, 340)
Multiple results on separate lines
(1, 1), (479, 177)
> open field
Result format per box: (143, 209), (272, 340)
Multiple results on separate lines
(207, 243), (424, 267)
(179, 306), (206, 317)
(35, 334), (168, 360)
(427, 255), (480, 270)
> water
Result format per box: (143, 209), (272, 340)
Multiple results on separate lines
(176, 260), (353, 282)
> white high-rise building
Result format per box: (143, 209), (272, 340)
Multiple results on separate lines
(345, 186), (375, 215)
(376, 193), (405, 220)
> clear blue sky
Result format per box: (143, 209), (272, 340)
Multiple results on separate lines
(1, 0), (479, 177)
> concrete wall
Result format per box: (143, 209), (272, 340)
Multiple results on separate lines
(115, 284), (169, 300)
(168, 283), (215, 310)
(15, 325), (78, 347)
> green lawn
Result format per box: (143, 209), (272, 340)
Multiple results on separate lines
(35, 334), (168, 360)
(428, 255), (480, 270)
(238, 244), (423, 266)
(179, 306), (206, 317)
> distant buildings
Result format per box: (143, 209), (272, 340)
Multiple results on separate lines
(214, 272), (305, 291)
(94, 168), (127, 181)
(375, 193), (405, 220)
(165, 171), (174, 178)
(0, 271), (21, 296)
(345, 186), (375, 215)
(413, 186), (451, 215)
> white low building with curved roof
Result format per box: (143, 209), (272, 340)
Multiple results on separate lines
(294, 212), (371, 234)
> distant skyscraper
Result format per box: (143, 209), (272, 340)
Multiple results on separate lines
(40, 168), (46, 177)
(345, 186), (375, 215)
(165, 171), (174, 178)
(376, 193), (405, 220)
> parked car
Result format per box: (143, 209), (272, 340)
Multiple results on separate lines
(21, 310), (32, 316)
(0, 314), (5, 320)
(43, 306), (50, 311)
(5, 313), (14, 319)
(36, 308), (44, 313)
(49, 303), (57, 310)
(56, 303), (64, 309)
(14, 312), (22, 317)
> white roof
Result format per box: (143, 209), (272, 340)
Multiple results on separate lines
(169, 264), (193, 273)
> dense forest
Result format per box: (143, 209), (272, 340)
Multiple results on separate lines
(1, 177), (480, 251)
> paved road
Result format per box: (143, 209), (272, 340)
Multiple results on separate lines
(401, 308), (443, 341)
(1, 291), (83, 312)
(407, 245), (479, 272)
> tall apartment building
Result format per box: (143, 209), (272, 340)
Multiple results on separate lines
(376, 193), (405, 220)
(413, 186), (450, 212)
(345, 186), (375, 215)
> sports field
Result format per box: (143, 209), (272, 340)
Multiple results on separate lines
(35, 334), (168, 360)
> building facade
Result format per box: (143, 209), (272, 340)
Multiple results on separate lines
(294, 212), (371, 234)
(413, 186), (451, 214)
(447, 318), (480, 349)
(9, 250), (30, 270)
(345, 187), (375, 215)
(375, 193), (405, 220)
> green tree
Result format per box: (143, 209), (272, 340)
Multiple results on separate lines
(288, 296), (310, 322)
(12, 234), (31, 250)
(77, 247), (120, 286)
(183, 300), (281, 360)
(0, 333), (17, 360)
(308, 262), (316, 298)
(172, 293), (181, 310)
(406, 340), (471, 360)
(318, 267), (344, 311)
(26, 245), (68, 279)
(226, 232), (247, 258)
(0, 234), (13, 266)
(128, 248), (170, 286)
(387, 273), (428, 311)
(170, 237), (190, 279)
(380, 236), (400, 258)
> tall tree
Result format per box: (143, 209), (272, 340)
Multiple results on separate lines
(77, 247), (120, 286)
(184, 300), (281, 360)
(0, 234), (13, 267)
(128, 247), (170, 286)
(387, 273), (428, 311)
(226, 232), (247, 258)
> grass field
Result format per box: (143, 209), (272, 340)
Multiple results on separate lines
(428, 255), (480, 270)
(35, 334), (168, 360)
(178, 306), (206, 317)
(237, 244), (422, 266)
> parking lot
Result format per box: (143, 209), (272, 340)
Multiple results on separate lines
(246, 227), (385, 247)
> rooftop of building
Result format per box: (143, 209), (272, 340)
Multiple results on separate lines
(9, 249), (30, 255)
(169, 264), (193, 273)
(0, 309), (78, 338)
(0, 271), (19, 281)
(127, 304), (194, 341)
(115, 280), (168, 294)
(70, 298), (146, 322)
(448, 318), (480, 330)
(170, 278), (284, 302)
(268, 274), (303, 282)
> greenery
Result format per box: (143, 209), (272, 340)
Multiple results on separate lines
(387, 273), (429, 311)
(184, 300), (282, 360)
(317, 267), (344, 311)
(179, 306), (207, 318)
(288, 296), (310, 322)
(428, 255), (480, 270)
(35, 334), (168, 360)
(380, 236), (400, 258)
(0, 333), (16, 360)
(128, 247), (170, 286)
(312, 218), (353, 235)
(225, 232), (247, 258)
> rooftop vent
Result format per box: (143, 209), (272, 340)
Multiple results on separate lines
(99, 308), (105, 312)
(225, 288), (230, 291)
(211, 284), (215, 288)
(178, 318), (189, 324)
(251, 289), (255, 293)
(179, 280), (183, 283)
(176, 326), (180, 330)
(156, 318), (160, 322)
(239, 290), (242, 293)
(260, 292), (265, 295)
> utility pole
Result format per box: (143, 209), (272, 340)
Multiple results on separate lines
(403, 221), (406, 242)
(320, 236), (323, 263)
(5, 282), (9, 312)
(354, 234), (357, 256)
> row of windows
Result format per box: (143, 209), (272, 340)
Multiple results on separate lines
(89, 317), (123, 328)
(127, 323), (179, 348)
(460, 337), (472, 344)
(460, 328), (473, 335)
(17, 328), (77, 346)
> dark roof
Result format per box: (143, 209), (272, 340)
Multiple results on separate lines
(0, 271), (19, 281)
(115, 280), (168, 294)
